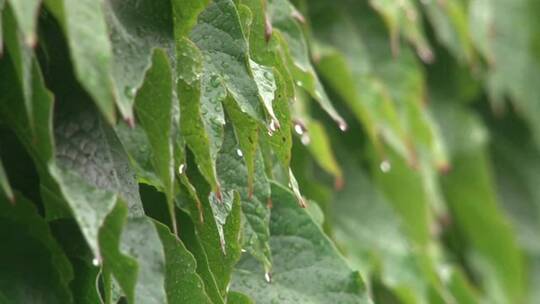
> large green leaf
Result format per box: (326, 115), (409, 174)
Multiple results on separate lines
(231, 182), (370, 304)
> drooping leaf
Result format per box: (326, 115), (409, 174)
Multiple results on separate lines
(3, 6), (35, 131)
(190, 0), (265, 123)
(217, 123), (272, 271)
(177, 162), (243, 300)
(154, 220), (213, 304)
(5, 0), (40, 46)
(368, 0), (433, 62)
(44, 0), (116, 123)
(105, 0), (175, 121)
(268, 0), (346, 128)
(177, 37), (223, 194)
(133, 48), (176, 232)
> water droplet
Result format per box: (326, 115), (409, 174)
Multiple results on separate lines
(236, 149), (243, 157)
(92, 257), (100, 266)
(124, 86), (136, 99)
(295, 81), (303, 87)
(301, 134), (310, 145)
(338, 121), (348, 131)
(264, 272), (272, 283)
(294, 123), (304, 135)
(379, 160), (391, 173)
(269, 119), (279, 132)
(263, 71), (273, 80)
(178, 163), (186, 175)
(210, 74), (220, 87)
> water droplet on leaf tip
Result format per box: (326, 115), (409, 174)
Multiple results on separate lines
(92, 257), (100, 266)
(380, 160), (391, 173)
(236, 149), (244, 157)
(264, 272), (272, 283)
(269, 119), (279, 132)
(294, 123), (304, 135)
(338, 121), (348, 131)
(124, 86), (136, 99)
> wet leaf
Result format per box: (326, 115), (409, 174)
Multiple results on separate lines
(231, 182), (370, 304)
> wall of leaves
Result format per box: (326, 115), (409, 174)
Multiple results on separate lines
(1, 0), (539, 303)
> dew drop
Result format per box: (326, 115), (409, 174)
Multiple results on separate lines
(178, 163), (186, 175)
(236, 149), (244, 157)
(264, 272), (272, 283)
(338, 121), (348, 131)
(269, 119), (278, 132)
(92, 257), (100, 267)
(301, 134), (311, 145)
(379, 160), (391, 173)
(294, 123), (304, 135)
(124, 86), (136, 99)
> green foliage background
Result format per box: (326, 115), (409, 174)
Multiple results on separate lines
(0, 0), (539, 303)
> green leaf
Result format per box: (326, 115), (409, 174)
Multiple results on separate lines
(177, 208), (226, 304)
(5, 0), (40, 46)
(3, 6), (35, 131)
(330, 150), (436, 304)
(51, 106), (142, 259)
(369, 0), (433, 62)
(231, 182), (370, 304)
(154, 220), (213, 304)
(190, 0), (265, 123)
(44, 0), (116, 123)
(420, 0), (473, 63)
(134, 48), (176, 232)
(0, 193), (73, 303)
(105, 0), (174, 121)
(177, 162), (243, 299)
(436, 103), (525, 303)
(0, 159), (13, 201)
(51, 103), (167, 303)
(217, 123), (272, 271)
(268, 0), (345, 128)
(469, 0), (540, 148)
(227, 291), (254, 304)
(177, 37), (223, 194)
(0, 0), (4, 52)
